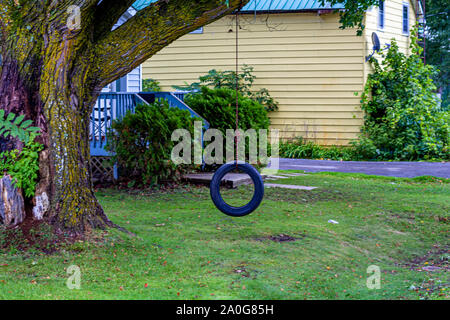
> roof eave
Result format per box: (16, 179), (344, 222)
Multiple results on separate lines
(238, 8), (340, 15)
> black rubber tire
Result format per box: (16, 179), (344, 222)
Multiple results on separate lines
(210, 162), (264, 217)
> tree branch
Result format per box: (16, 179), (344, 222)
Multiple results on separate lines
(92, 0), (249, 90)
(0, 0), (12, 34)
(319, 0), (379, 34)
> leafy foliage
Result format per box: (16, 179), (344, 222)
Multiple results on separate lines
(0, 112), (42, 198)
(185, 87), (270, 165)
(0, 110), (40, 144)
(185, 86), (270, 134)
(173, 65), (279, 112)
(106, 101), (198, 185)
(354, 31), (449, 160)
(319, 0), (379, 36)
(424, 0), (449, 109)
(280, 137), (355, 161)
(142, 78), (162, 92)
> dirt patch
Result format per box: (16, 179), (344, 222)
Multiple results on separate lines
(233, 266), (251, 278)
(231, 264), (261, 281)
(398, 246), (449, 272)
(396, 246), (449, 298)
(256, 233), (305, 242)
(0, 219), (86, 254)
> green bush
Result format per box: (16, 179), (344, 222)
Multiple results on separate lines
(173, 65), (279, 112)
(354, 30), (449, 161)
(185, 87), (270, 165)
(142, 78), (161, 92)
(106, 100), (198, 185)
(0, 111), (42, 198)
(280, 137), (354, 161)
(185, 86), (270, 134)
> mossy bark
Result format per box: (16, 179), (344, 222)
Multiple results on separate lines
(0, 25), (114, 233)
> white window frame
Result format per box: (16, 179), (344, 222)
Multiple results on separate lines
(378, 0), (385, 31)
(402, 2), (410, 36)
(190, 27), (204, 34)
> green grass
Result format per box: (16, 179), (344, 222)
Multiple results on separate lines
(0, 172), (448, 300)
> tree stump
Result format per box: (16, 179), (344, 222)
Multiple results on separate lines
(0, 175), (26, 227)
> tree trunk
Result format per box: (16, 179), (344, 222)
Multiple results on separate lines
(0, 30), (113, 234)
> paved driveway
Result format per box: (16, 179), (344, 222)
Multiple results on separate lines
(269, 158), (450, 179)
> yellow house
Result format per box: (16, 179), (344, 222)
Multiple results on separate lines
(139, 0), (421, 145)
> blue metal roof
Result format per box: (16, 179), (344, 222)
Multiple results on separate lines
(132, 0), (344, 12)
(240, 0), (344, 12)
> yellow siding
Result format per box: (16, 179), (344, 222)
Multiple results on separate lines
(143, 12), (364, 146)
(142, 1), (416, 146)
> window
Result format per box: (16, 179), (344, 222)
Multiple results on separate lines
(378, 0), (385, 30)
(190, 27), (203, 34)
(402, 4), (409, 35)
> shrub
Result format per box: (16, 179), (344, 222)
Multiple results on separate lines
(142, 78), (161, 92)
(185, 86), (270, 134)
(354, 30), (449, 161)
(106, 100), (198, 185)
(173, 65), (279, 112)
(185, 87), (270, 165)
(0, 111), (42, 198)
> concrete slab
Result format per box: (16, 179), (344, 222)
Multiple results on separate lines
(266, 175), (290, 179)
(279, 173), (309, 177)
(265, 183), (318, 190)
(183, 173), (266, 189)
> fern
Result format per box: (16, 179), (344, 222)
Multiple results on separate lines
(0, 110), (40, 144)
(0, 111), (42, 198)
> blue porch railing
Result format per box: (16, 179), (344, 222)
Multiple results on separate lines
(89, 92), (208, 157)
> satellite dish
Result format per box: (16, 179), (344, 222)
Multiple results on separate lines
(366, 32), (382, 62)
(372, 32), (381, 52)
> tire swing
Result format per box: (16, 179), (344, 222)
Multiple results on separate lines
(210, 9), (264, 217)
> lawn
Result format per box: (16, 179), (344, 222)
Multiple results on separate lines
(0, 172), (448, 300)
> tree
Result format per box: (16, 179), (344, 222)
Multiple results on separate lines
(0, 0), (377, 235)
(424, 0), (449, 108)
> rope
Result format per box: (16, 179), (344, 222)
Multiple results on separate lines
(235, 8), (239, 168)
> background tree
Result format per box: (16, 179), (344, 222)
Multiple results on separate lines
(424, 0), (449, 109)
(0, 0), (378, 235)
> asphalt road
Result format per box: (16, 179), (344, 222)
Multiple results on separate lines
(269, 158), (450, 179)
